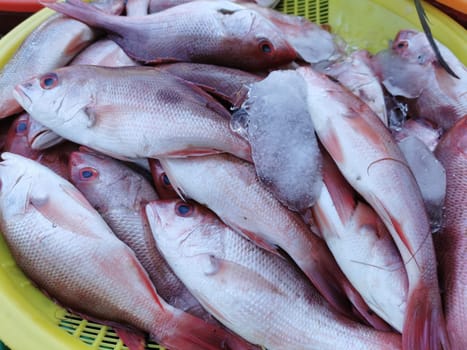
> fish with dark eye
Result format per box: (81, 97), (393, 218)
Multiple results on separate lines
(40, 0), (298, 71)
(371, 29), (466, 131)
(68, 149), (211, 321)
(146, 199), (402, 350)
(13, 65), (252, 162)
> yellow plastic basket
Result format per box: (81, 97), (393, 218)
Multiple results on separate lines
(0, 1), (465, 349)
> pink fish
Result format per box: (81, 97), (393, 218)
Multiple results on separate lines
(3, 113), (41, 159)
(146, 199), (402, 350)
(298, 66), (449, 350)
(434, 116), (467, 350)
(148, 158), (180, 199)
(41, 0), (298, 71)
(0, 152), (257, 350)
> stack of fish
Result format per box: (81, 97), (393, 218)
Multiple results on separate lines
(0, 0), (465, 349)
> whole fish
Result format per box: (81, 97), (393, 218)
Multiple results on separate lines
(433, 116), (467, 350)
(41, 0), (298, 71)
(68, 149), (210, 320)
(146, 199), (402, 350)
(371, 29), (466, 130)
(0, 0), (126, 119)
(232, 70), (323, 212)
(0, 152), (257, 350)
(148, 158), (180, 199)
(318, 50), (388, 125)
(159, 154), (390, 329)
(312, 150), (408, 332)
(298, 66), (449, 350)
(13, 65), (252, 161)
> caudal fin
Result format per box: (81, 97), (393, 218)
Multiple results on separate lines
(403, 281), (450, 350)
(40, 0), (124, 34)
(156, 312), (260, 350)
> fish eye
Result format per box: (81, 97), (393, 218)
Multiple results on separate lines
(15, 121), (28, 134)
(396, 41), (408, 49)
(258, 38), (274, 55)
(79, 167), (98, 181)
(39, 73), (59, 90)
(161, 174), (171, 187)
(175, 202), (193, 217)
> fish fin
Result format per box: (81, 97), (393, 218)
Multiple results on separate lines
(342, 282), (393, 332)
(29, 189), (100, 239)
(83, 104), (121, 128)
(159, 311), (257, 350)
(157, 158), (187, 201)
(115, 328), (146, 350)
(403, 279), (450, 350)
(40, 0), (123, 35)
(367, 192), (415, 256)
(223, 221), (281, 257)
(163, 148), (224, 158)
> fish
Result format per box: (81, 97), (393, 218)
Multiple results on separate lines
(68, 149), (210, 320)
(232, 70), (323, 212)
(0, 152), (257, 350)
(318, 50), (388, 125)
(298, 65), (449, 350)
(159, 154), (391, 329)
(312, 150), (408, 332)
(433, 116), (467, 350)
(148, 158), (180, 199)
(13, 65), (252, 162)
(41, 0), (298, 71)
(371, 30), (466, 130)
(146, 199), (403, 350)
(0, 0), (126, 119)
(36, 141), (78, 180)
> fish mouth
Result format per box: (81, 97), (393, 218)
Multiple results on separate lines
(13, 83), (33, 110)
(29, 129), (63, 150)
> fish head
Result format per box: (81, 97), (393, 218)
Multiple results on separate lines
(371, 49), (431, 99)
(392, 29), (435, 66)
(69, 149), (156, 212)
(145, 199), (223, 262)
(3, 113), (40, 159)
(13, 68), (96, 132)
(148, 159), (179, 200)
(221, 8), (297, 69)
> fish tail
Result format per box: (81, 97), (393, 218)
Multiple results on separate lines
(403, 280), (450, 350)
(40, 0), (124, 36)
(157, 312), (258, 350)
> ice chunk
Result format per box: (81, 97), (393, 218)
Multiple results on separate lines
(232, 70), (322, 212)
(398, 136), (446, 232)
